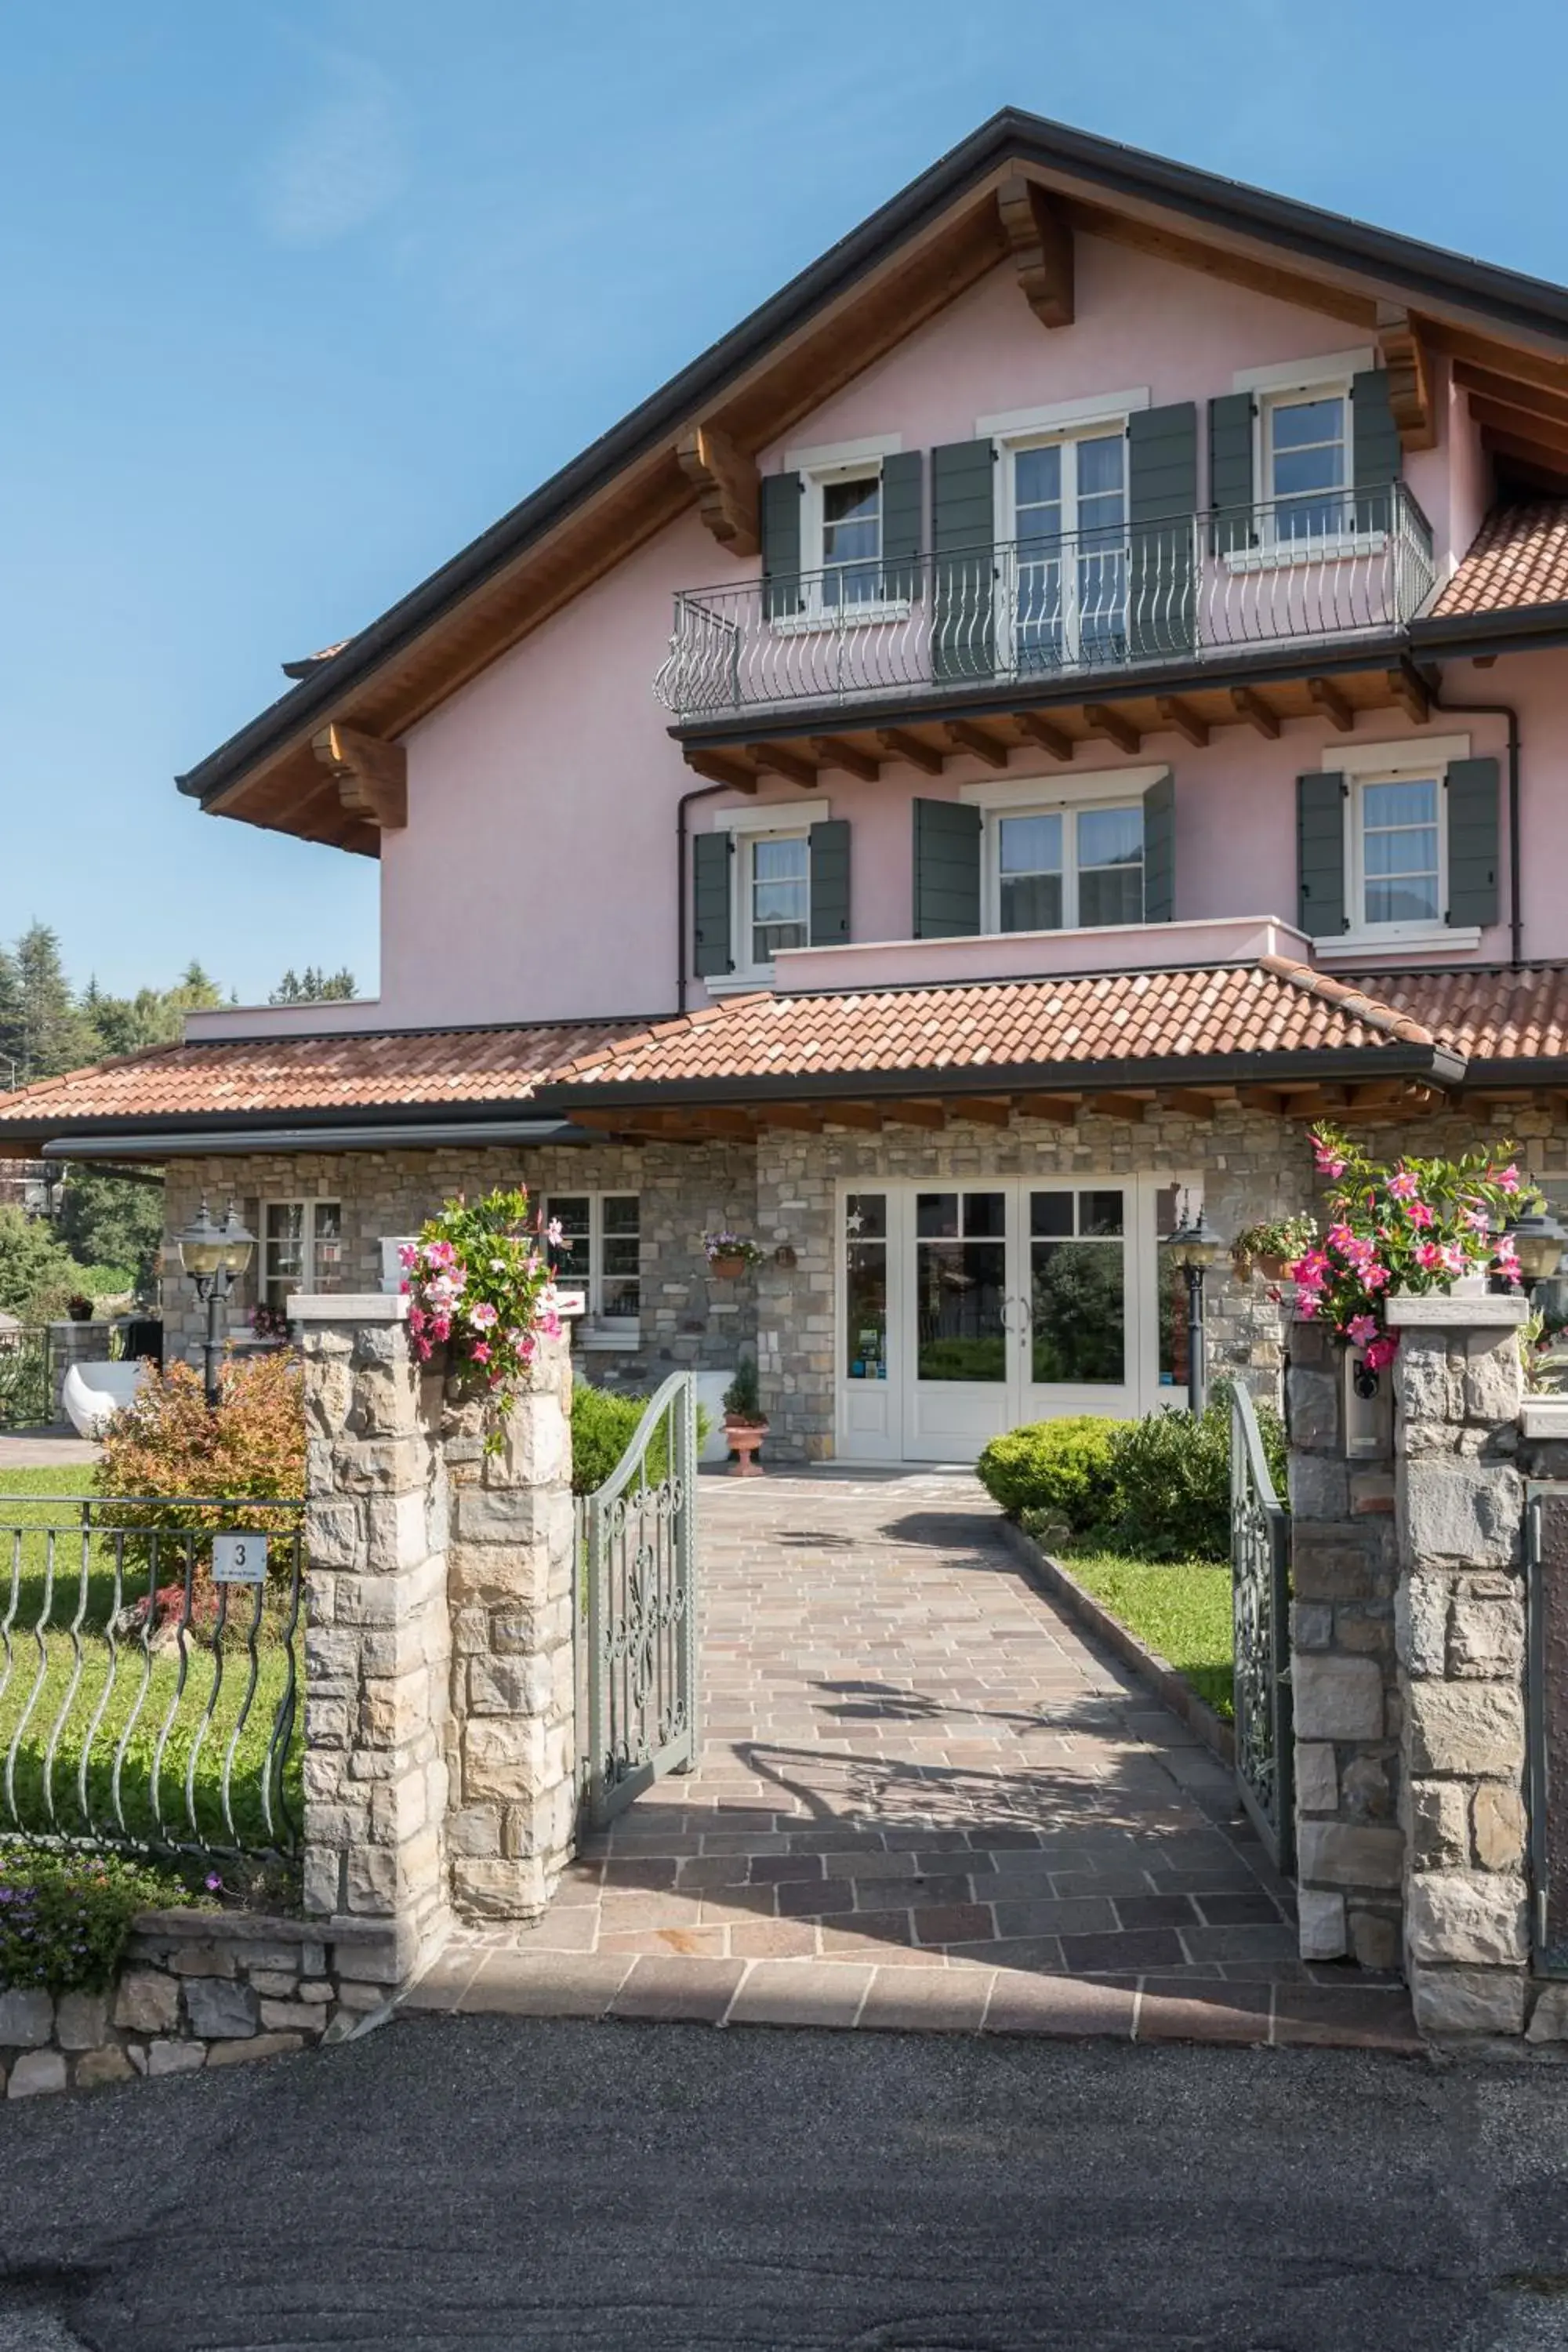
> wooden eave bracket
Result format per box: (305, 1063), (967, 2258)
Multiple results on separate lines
(676, 424), (760, 558)
(1377, 305), (1436, 454)
(996, 173), (1074, 329)
(311, 724), (408, 829)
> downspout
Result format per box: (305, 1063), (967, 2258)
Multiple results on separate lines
(1426, 677), (1523, 968)
(676, 779), (733, 1014)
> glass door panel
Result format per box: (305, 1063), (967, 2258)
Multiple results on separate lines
(1027, 1189), (1127, 1386)
(915, 1191), (1007, 1383)
(841, 1191), (896, 1455)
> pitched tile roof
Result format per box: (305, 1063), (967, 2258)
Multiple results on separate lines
(1348, 964), (1568, 1064)
(550, 960), (1442, 1093)
(1429, 502), (1568, 619)
(0, 1018), (633, 1131)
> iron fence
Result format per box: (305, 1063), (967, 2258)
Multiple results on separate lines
(1230, 1385), (1294, 1874)
(0, 1330), (52, 1432)
(654, 485), (1436, 720)
(0, 1494), (303, 1864)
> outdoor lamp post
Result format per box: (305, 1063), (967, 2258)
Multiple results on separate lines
(1163, 1201), (1225, 1417)
(1507, 1208), (1568, 1323)
(175, 1200), (256, 1408)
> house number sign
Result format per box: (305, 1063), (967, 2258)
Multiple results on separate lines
(212, 1534), (268, 1584)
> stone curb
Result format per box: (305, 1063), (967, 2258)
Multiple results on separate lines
(996, 1520), (1235, 1767)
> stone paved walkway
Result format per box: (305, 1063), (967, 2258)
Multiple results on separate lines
(408, 1472), (1418, 2049)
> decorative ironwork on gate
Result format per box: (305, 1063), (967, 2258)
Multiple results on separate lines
(0, 1494), (303, 1863)
(576, 1374), (699, 1827)
(1230, 1385), (1294, 1874)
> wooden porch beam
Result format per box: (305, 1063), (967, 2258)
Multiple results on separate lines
(996, 174), (1074, 329)
(1307, 676), (1355, 733)
(1155, 1087), (1218, 1119)
(950, 1097), (1013, 1127)
(821, 1102), (887, 1131)
(311, 724), (408, 829)
(1086, 1091), (1145, 1123)
(1018, 1092), (1082, 1123)
(759, 1102), (826, 1132)
(754, 744), (821, 787)
(876, 728), (946, 775)
(1083, 702), (1140, 754)
(674, 424), (760, 557)
(810, 735), (881, 782)
(1236, 1087), (1288, 1114)
(1376, 306), (1436, 453)
(1014, 711), (1076, 760)
(887, 1099), (947, 1129)
(1155, 696), (1209, 748)
(684, 747), (758, 792)
(944, 720), (1012, 769)
(1386, 666), (1431, 726)
(1230, 688), (1281, 739)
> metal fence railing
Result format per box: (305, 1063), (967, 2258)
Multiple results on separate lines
(1229, 1385), (1294, 1876)
(0, 1494), (304, 1864)
(0, 1330), (53, 1432)
(653, 484), (1437, 720)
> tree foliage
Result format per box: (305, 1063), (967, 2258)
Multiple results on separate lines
(55, 1168), (165, 1291)
(0, 1203), (83, 1320)
(270, 965), (358, 1004)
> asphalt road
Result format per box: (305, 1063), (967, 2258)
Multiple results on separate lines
(3, 2017), (1568, 2350)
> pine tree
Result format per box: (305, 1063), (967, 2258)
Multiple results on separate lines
(13, 924), (93, 1080)
(270, 965), (358, 1004)
(0, 946), (24, 1091)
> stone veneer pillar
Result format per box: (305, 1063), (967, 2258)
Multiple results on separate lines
(1387, 1293), (1532, 2037)
(48, 1319), (113, 1419)
(1286, 1315), (1405, 1965)
(294, 1294), (578, 1965)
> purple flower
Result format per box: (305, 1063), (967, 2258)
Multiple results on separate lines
(204, 1872), (223, 1893)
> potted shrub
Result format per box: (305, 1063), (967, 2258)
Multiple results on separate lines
(704, 1231), (766, 1282)
(1231, 1214), (1317, 1284)
(1289, 1124), (1539, 1384)
(66, 1293), (95, 1323)
(722, 1356), (768, 1476)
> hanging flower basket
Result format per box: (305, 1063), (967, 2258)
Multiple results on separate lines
(400, 1187), (565, 1456)
(1230, 1217), (1318, 1287)
(702, 1231), (766, 1279)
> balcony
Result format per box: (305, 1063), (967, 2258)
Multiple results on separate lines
(655, 486), (1436, 728)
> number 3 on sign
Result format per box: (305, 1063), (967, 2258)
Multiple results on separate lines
(212, 1534), (268, 1584)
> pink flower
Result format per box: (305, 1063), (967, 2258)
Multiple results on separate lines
(1494, 1248), (1522, 1286)
(470, 1341), (492, 1365)
(1415, 1241), (1445, 1271)
(1440, 1242), (1468, 1276)
(408, 1305), (425, 1332)
(1387, 1169), (1420, 1201)
(1347, 1313), (1378, 1348)
(1363, 1262), (1390, 1291)
(431, 1316), (451, 1343)
(1296, 1293), (1320, 1319)
(1405, 1200), (1435, 1229)
(1365, 1333), (1399, 1372)
(468, 1301), (499, 1329)
(1313, 1138), (1347, 1178)
(1497, 1163), (1522, 1195)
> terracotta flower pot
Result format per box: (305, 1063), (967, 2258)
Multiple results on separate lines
(725, 1417), (767, 1476)
(1254, 1253), (1290, 1283)
(710, 1253), (749, 1281)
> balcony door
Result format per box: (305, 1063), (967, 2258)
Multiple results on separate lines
(1005, 432), (1128, 676)
(837, 1179), (1178, 1465)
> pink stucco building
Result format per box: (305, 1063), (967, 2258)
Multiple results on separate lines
(8, 109), (1568, 1462)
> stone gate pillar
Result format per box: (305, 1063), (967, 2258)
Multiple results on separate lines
(1387, 1294), (1530, 2037)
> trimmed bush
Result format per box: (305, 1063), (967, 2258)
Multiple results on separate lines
(975, 1415), (1124, 1530)
(1105, 1380), (1287, 1563)
(96, 1353), (307, 1569)
(571, 1381), (712, 1497)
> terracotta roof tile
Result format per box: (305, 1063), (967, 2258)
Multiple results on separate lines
(1430, 501), (1568, 619)
(1345, 964), (1568, 1063)
(0, 1018), (634, 1131)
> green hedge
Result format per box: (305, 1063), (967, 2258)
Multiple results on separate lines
(571, 1381), (712, 1497)
(976, 1381), (1286, 1563)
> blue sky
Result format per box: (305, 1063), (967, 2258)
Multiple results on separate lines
(2, 0), (1565, 1004)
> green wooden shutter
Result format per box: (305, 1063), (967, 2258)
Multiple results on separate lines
(809, 819), (851, 946)
(1209, 391), (1254, 554)
(1446, 757), (1500, 929)
(760, 472), (804, 619)
(692, 830), (733, 977)
(880, 450), (923, 603)
(1127, 405), (1197, 660)
(1298, 772), (1347, 937)
(1142, 772), (1175, 924)
(1352, 368), (1400, 535)
(913, 799), (982, 938)
(931, 441), (996, 680)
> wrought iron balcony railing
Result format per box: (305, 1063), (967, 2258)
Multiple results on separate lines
(653, 484), (1436, 721)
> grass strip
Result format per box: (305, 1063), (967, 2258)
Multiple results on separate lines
(1060, 1548), (1234, 1721)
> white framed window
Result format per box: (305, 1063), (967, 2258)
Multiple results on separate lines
(998, 423), (1129, 671)
(263, 1200), (343, 1316)
(1351, 772), (1442, 932)
(710, 804), (827, 984)
(984, 799), (1145, 933)
(1260, 385), (1351, 542)
(545, 1193), (641, 1337)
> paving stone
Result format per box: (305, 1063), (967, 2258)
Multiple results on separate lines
(983, 1972), (1138, 2039)
(1134, 1980), (1274, 2045)
(608, 1958), (746, 2023)
(1111, 1895), (1198, 1930)
(856, 1968), (993, 2033)
(727, 1962), (873, 2027)
(1059, 1929), (1188, 1973)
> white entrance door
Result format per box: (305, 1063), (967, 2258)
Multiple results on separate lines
(835, 1178), (1183, 1465)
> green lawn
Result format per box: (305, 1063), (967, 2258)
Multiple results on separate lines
(0, 1467), (302, 1856)
(1059, 1547), (1235, 1721)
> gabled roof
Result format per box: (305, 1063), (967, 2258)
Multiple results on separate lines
(176, 109), (1568, 857)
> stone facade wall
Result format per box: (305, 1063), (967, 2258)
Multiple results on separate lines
(1286, 1316), (1404, 1966)
(47, 1318), (112, 1417)
(0, 1911), (397, 2098)
(161, 1141), (755, 1390)
(1388, 1296), (1535, 2038)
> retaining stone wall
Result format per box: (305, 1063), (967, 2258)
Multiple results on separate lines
(0, 1910), (396, 2098)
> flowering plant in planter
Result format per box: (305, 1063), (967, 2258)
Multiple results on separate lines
(1231, 1214), (1319, 1281)
(401, 1187), (564, 1454)
(1289, 1123), (1540, 1371)
(702, 1231), (766, 1274)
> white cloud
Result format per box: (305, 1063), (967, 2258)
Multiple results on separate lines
(255, 58), (406, 246)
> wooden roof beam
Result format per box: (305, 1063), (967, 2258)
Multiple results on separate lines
(810, 735), (881, 781)
(760, 1102), (826, 1132)
(1155, 696), (1208, 748)
(1018, 1092), (1082, 1123)
(887, 1099), (947, 1129)
(996, 173), (1074, 329)
(950, 1096), (1013, 1127)
(1307, 676), (1355, 733)
(1472, 402), (1568, 463)
(311, 724), (408, 829)
(755, 744), (822, 787)
(1453, 361), (1568, 432)
(876, 728), (946, 775)
(821, 1102), (887, 1131)
(944, 720), (1012, 769)
(1231, 688), (1281, 739)
(1376, 306), (1436, 453)
(1086, 1091), (1146, 1123)
(1481, 428), (1568, 488)
(1083, 702), (1140, 754)
(684, 747), (758, 793)
(1014, 711), (1076, 760)
(675, 424), (760, 557)
(1387, 666), (1430, 726)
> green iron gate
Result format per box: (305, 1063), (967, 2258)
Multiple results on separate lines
(576, 1372), (699, 1828)
(1230, 1384), (1294, 1874)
